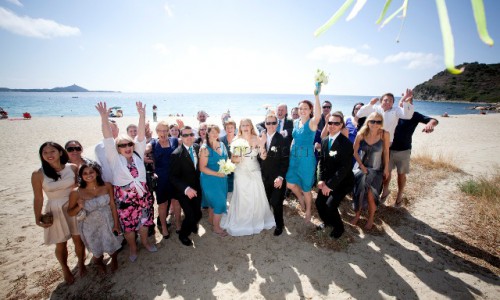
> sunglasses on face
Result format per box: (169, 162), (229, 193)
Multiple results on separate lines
(181, 133), (195, 137)
(327, 121), (342, 126)
(117, 142), (134, 148)
(368, 120), (383, 125)
(66, 146), (82, 152)
(266, 121), (277, 125)
(322, 106), (331, 109)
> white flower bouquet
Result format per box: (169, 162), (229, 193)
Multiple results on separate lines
(230, 138), (250, 156)
(218, 159), (236, 175)
(314, 69), (329, 95)
(315, 69), (329, 84)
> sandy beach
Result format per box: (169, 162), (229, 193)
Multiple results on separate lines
(0, 113), (499, 299)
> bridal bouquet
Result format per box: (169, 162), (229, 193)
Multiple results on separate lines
(230, 138), (250, 156)
(218, 159), (236, 175)
(314, 69), (329, 95)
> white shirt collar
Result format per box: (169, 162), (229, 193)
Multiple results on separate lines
(329, 132), (341, 144)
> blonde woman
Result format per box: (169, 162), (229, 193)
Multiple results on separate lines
(221, 119), (275, 236)
(351, 112), (390, 230)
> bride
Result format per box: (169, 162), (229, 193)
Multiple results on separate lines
(220, 118), (276, 236)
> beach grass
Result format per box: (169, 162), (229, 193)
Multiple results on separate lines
(457, 173), (500, 265)
(411, 149), (462, 173)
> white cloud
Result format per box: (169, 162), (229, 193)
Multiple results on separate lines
(307, 45), (379, 66)
(164, 3), (173, 17)
(6, 0), (23, 7)
(152, 43), (170, 55)
(384, 52), (441, 69)
(0, 7), (80, 38)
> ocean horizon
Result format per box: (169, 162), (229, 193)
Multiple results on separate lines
(0, 91), (479, 119)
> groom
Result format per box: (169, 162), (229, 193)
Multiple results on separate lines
(258, 113), (290, 236)
(170, 126), (202, 246)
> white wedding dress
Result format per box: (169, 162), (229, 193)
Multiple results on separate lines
(221, 148), (276, 236)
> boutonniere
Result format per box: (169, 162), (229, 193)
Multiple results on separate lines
(270, 146), (277, 152)
(329, 150), (337, 157)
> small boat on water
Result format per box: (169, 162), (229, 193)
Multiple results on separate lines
(72, 96), (79, 98)
(109, 106), (123, 118)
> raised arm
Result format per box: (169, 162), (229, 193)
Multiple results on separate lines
(309, 92), (322, 131)
(136, 101), (146, 142)
(356, 98), (378, 118)
(398, 89), (414, 120)
(95, 102), (112, 138)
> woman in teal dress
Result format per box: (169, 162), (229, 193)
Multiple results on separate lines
(200, 124), (229, 236)
(286, 88), (322, 224)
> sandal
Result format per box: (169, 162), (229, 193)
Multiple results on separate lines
(380, 192), (390, 203)
(212, 230), (228, 237)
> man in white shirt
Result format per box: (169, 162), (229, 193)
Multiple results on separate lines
(356, 89), (414, 143)
(193, 110), (209, 138)
(95, 120), (119, 183)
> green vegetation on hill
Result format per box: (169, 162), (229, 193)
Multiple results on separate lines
(413, 62), (500, 103)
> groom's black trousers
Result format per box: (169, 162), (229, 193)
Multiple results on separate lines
(263, 179), (286, 229)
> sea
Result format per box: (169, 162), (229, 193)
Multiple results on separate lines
(0, 92), (478, 119)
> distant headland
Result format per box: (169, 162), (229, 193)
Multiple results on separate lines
(413, 62), (500, 103)
(0, 84), (119, 93)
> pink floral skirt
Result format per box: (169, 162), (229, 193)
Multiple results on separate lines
(114, 181), (154, 232)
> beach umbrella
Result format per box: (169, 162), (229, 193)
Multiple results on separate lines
(110, 106), (122, 110)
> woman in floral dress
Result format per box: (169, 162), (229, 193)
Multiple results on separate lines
(96, 101), (157, 263)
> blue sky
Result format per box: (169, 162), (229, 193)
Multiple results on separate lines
(1, 0), (499, 96)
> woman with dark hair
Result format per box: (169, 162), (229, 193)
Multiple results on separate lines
(95, 101), (156, 263)
(168, 123), (181, 138)
(351, 112), (390, 230)
(219, 118), (237, 195)
(345, 102), (364, 143)
(31, 142), (86, 284)
(68, 162), (122, 274)
(195, 122), (208, 145)
(65, 140), (93, 169)
(200, 124), (229, 236)
(285, 89), (321, 224)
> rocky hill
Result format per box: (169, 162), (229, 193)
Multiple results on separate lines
(0, 84), (116, 93)
(413, 62), (500, 103)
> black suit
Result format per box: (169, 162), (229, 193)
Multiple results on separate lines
(316, 134), (354, 233)
(170, 143), (202, 239)
(256, 117), (294, 146)
(258, 132), (290, 229)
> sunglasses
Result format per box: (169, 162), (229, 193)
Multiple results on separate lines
(368, 120), (383, 125)
(328, 121), (342, 126)
(181, 133), (195, 137)
(66, 146), (82, 152)
(322, 106), (331, 109)
(117, 142), (134, 148)
(266, 121), (277, 125)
